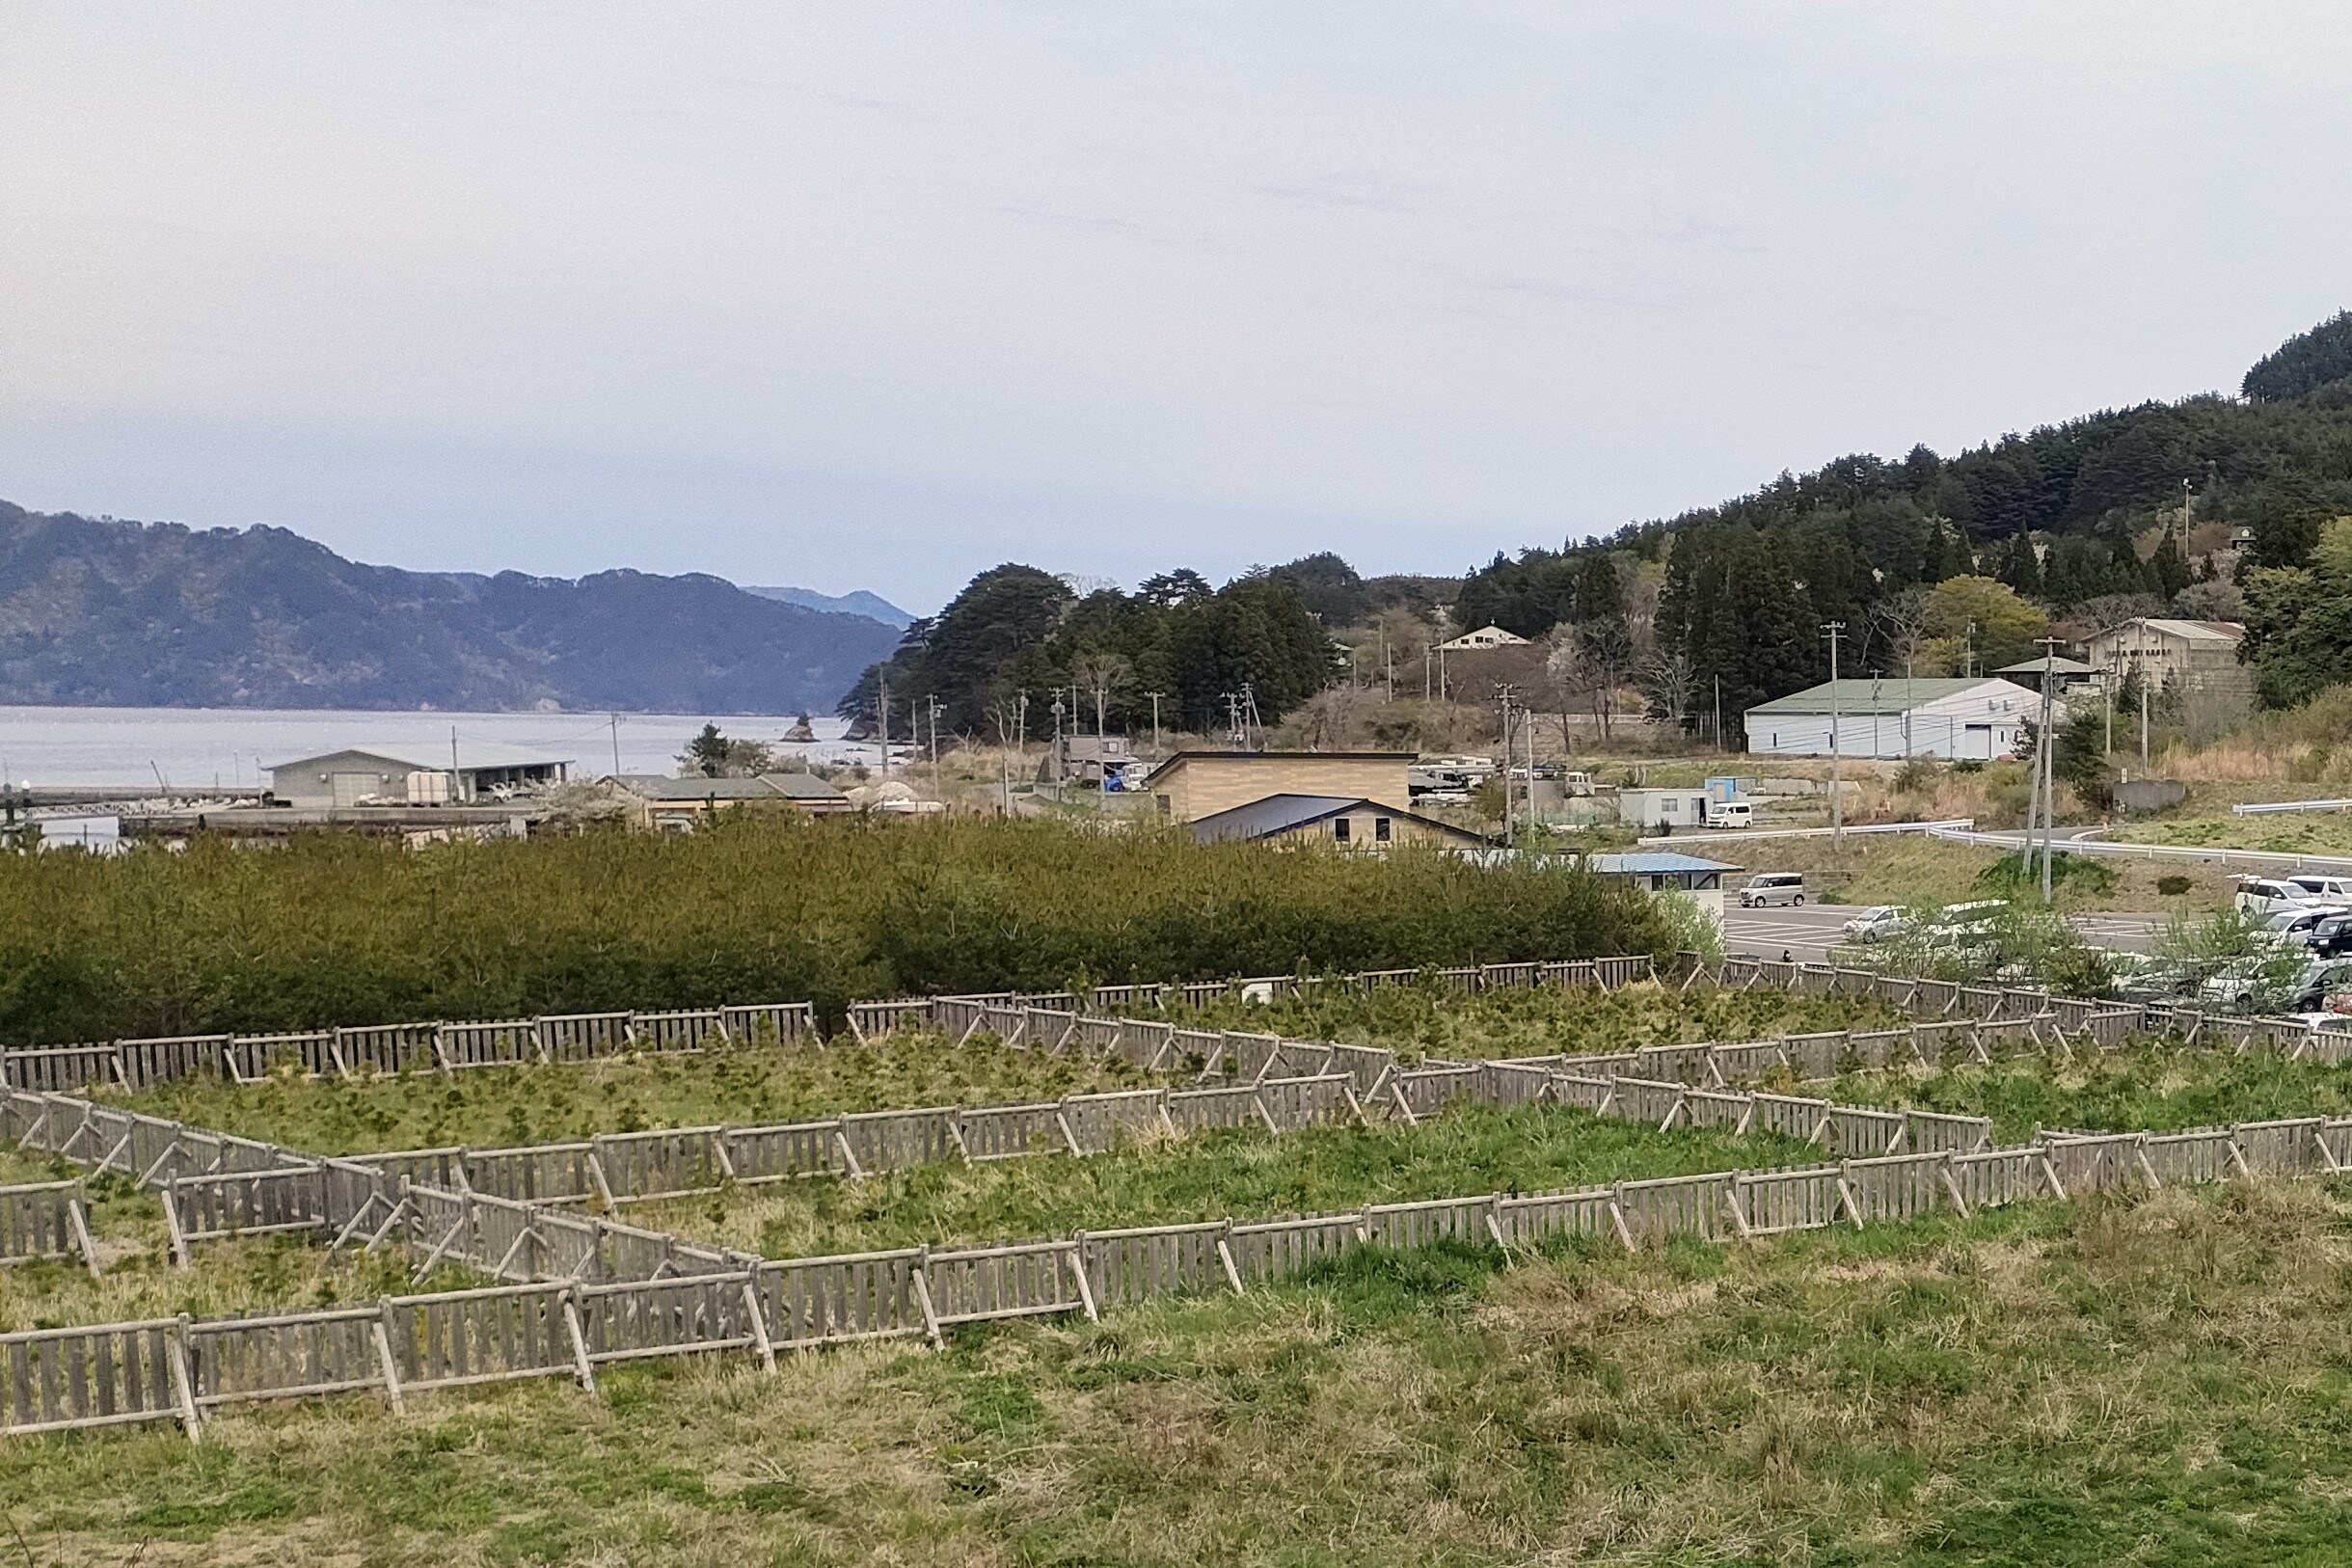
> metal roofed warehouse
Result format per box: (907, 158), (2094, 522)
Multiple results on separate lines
(1743, 677), (2040, 760)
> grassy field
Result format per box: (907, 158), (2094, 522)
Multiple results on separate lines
(4, 1179), (2349, 1564)
(94, 985), (1911, 1156)
(103, 1038), (1165, 1155)
(639, 1104), (1823, 1258)
(2102, 811), (2352, 856)
(1167, 978), (1899, 1058)
(1812, 1041), (2352, 1145)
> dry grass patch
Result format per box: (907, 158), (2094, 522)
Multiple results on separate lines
(4, 1183), (2351, 1563)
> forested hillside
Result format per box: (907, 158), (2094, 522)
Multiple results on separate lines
(1449, 311), (2352, 721)
(0, 501), (902, 712)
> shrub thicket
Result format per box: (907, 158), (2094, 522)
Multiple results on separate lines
(0, 817), (1667, 1042)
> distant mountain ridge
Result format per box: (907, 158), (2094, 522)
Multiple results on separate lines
(0, 500), (903, 713)
(742, 584), (914, 628)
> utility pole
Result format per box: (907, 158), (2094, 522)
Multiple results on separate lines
(1384, 641), (1393, 703)
(1823, 622), (1845, 849)
(1049, 693), (1066, 781)
(1497, 685), (1518, 848)
(1145, 691), (1163, 759)
(609, 713), (621, 777)
(2035, 636), (2061, 904)
(878, 673), (890, 781)
(2139, 642), (2152, 771)
(1962, 621), (1976, 681)
(1713, 675), (1723, 753)
(1422, 644), (1431, 701)
(927, 694), (943, 777)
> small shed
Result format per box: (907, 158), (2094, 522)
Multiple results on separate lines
(1993, 655), (2100, 695)
(1582, 851), (1739, 924)
(1617, 788), (1711, 829)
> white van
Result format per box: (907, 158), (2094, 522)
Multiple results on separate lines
(2286, 874), (2352, 903)
(1705, 799), (1753, 829)
(1739, 873), (1805, 908)
(2237, 877), (2320, 920)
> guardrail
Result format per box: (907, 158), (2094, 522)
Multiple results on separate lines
(1924, 825), (2352, 870)
(1638, 817), (1975, 848)
(2233, 798), (2352, 816)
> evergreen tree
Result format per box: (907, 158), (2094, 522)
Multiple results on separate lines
(1997, 531), (2043, 597)
(2149, 523), (2190, 600)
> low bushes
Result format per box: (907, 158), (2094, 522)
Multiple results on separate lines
(0, 816), (1668, 1042)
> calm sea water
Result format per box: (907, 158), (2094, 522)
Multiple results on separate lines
(0, 706), (867, 789)
(0, 707), (876, 849)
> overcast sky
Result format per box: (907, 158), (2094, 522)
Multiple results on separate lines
(5, 3), (2348, 612)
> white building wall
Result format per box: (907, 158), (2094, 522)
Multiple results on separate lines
(1616, 789), (1712, 827)
(1744, 686), (2037, 759)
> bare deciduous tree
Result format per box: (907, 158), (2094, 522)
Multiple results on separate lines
(1635, 647), (1697, 727)
(1865, 587), (1933, 678)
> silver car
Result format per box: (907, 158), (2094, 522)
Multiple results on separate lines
(1739, 873), (1806, 908)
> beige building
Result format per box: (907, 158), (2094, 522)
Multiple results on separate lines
(1141, 751), (1417, 823)
(266, 744), (570, 809)
(1189, 794), (1488, 851)
(2076, 617), (2249, 697)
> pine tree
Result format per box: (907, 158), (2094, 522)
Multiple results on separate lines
(1998, 531), (2044, 597)
(2149, 523), (2190, 600)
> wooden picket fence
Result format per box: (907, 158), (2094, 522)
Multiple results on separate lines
(1, 1003), (820, 1094)
(12, 948), (2345, 1442)
(11, 1111), (2350, 1442)
(0, 1181), (100, 1277)
(0, 955), (1663, 1095)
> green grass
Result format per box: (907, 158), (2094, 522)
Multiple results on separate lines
(92, 986), (1905, 1158)
(1168, 978), (1900, 1059)
(644, 1103), (1824, 1258)
(1813, 1041), (2352, 1144)
(102, 1037), (1164, 1155)
(4, 1180), (2349, 1565)
(2107, 811), (2352, 856)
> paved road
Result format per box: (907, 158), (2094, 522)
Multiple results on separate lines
(1722, 904), (2168, 964)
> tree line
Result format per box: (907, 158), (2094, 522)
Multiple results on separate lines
(839, 564), (1338, 743)
(837, 312), (2352, 742)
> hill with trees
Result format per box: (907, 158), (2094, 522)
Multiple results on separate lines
(1443, 312), (2352, 727)
(840, 564), (1338, 741)
(0, 500), (903, 712)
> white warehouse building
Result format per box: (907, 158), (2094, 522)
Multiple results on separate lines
(1743, 678), (2041, 760)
